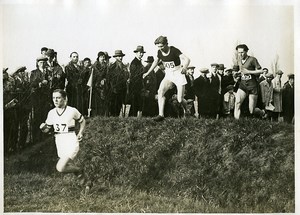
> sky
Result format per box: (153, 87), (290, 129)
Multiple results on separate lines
(0, 0), (296, 83)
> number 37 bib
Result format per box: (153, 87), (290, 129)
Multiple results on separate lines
(54, 123), (68, 133)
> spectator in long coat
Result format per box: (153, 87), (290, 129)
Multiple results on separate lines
(91, 52), (109, 116)
(128, 46), (146, 117)
(282, 74), (294, 123)
(184, 66), (196, 116)
(142, 56), (158, 117)
(259, 73), (274, 120)
(65, 52), (84, 112)
(45, 49), (66, 93)
(3, 69), (18, 154)
(271, 70), (283, 121)
(107, 50), (129, 116)
(193, 68), (219, 119)
(30, 56), (51, 143)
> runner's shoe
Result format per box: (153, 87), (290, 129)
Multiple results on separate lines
(153, 115), (164, 122)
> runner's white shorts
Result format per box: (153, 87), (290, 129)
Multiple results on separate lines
(55, 132), (79, 160)
(164, 67), (187, 86)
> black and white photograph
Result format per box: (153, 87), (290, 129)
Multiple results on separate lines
(1, 0), (298, 213)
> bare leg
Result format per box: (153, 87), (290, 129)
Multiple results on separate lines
(157, 79), (173, 117)
(248, 94), (258, 115)
(176, 84), (187, 115)
(56, 157), (81, 173)
(234, 89), (247, 119)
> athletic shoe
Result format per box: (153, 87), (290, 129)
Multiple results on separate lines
(153, 115), (164, 122)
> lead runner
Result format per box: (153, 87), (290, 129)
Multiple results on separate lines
(143, 36), (190, 121)
(40, 89), (86, 175)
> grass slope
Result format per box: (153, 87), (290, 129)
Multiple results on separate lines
(4, 117), (294, 213)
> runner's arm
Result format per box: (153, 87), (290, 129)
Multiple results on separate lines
(143, 58), (160, 78)
(241, 67), (262, 75)
(77, 117), (86, 142)
(179, 54), (190, 74)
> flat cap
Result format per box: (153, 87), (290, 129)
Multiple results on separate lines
(276, 70), (283, 75)
(210, 63), (219, 67)
(200, 68), (209, 73)
(36, 56), (48, 62)
(288, 74), (294, 79)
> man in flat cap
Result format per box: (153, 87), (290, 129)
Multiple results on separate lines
(282, 74), (294, 123)
(30, 56), (51, 143)
(271, 70), (284, 121)
(143, 36), (190, 121)
(41, 47), (48, 57)
(107, 50), (129, 116)
(234, 44), (263, 119)
(128, 45), (146, 118)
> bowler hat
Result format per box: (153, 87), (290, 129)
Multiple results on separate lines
(236, 44), (249, 51)
(218, 64), (226, 70)
(187, 66), (195, 70)
(200, 68), (209, 73)
(288, 74), (294, 79)
(113, 50), (125, 57)
(225, 69), (233, 73)
(97, 51), (105, 57)
(36, 56), (48, 62)
(134, 45), (146, 53)
(41, 47), (48, 52)
(145, 56), (154, 63)
(83, 57), (91, 62)
(232, 65), (240, 71)
(276, 70), (283, 75)
(211, 63), (219, 67)
(45, 49), (55, 57)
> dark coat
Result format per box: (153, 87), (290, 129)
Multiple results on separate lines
(282, 81), (294, 123)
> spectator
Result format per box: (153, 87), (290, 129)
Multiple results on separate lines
(92, 52), (109, 116)
(282, 74), (294, 124)
(41, 47), (48, 58)
(259, 73), (274, 120)
(65, 52), (84, 112)
(258, 68), (269, 83)
(272, 70), (284, 122)
(12, 66), (31, 151)
(184, 66), (196, 116)
(142, 56), (158, 117)
(107, 50), (129, 116)
(223, 85), (236, 117)
(30, 56), (51, 143)
(129, 45), (146, 118)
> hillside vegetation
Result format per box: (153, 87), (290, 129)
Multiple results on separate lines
(4, 117), (294, 213)
(77, 117), (294, 212)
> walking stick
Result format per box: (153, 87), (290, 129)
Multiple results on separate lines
(87, 68), (94, 117)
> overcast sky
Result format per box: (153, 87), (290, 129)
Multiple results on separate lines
(0, 0), (296, 82)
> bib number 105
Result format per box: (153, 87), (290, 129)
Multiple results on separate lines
(54, 124), (68, 133)
(163, 62), (176, 69)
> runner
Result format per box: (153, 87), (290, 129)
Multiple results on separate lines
(143, 35), (190, 121)
(234, 44), (262, 119)
(40, 89), (86, 175)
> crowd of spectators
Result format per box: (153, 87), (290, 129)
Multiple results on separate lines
(3, 46), (295, 154)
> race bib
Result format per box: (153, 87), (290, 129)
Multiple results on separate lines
(241, 74), (252, 81)
(163, 61), (176, 69)
(54, 123), (68, 133)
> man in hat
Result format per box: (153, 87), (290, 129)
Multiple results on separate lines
(193, 68), (218, 118)
(259, 73), (274, 120)
(258, 68), (269, 83)
(142, 36), (190, 121)
(184, 66), (196, 116)
(223, 85), (236, 117)
(41, 47), (48, 57)
(234, 44), (263, 119)
(107, 50), (129, 116)
(45, 49), (66, 93)
(142, 56), (158, 117)
(30, 56), (51, 143)
(91, 51), (109, 116)
(128, 45), (146, 118)
(282, 74), (294, 123)
(271, 70), (284, 121)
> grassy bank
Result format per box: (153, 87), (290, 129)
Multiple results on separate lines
(4, 117), (294, 213)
